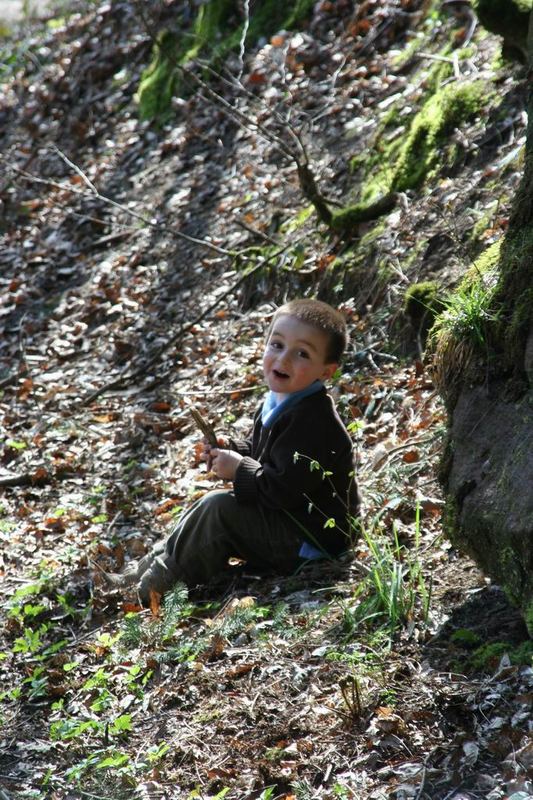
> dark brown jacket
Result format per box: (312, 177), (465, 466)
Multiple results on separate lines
(232, 388), (360, 555)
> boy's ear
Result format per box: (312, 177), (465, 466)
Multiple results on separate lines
(321, 362), (338, 381)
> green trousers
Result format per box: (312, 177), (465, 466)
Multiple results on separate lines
(137, 490), (306, 604)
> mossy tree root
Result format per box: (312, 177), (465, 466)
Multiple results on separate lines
(330, 192), (398, 235)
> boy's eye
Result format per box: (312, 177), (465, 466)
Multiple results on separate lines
(270, 341), (283, 350)
(298, 350), (310, 359)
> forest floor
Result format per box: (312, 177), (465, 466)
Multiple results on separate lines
(0, 1), (532, 798)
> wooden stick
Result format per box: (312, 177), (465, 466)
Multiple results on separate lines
(189, 407), (218, 447)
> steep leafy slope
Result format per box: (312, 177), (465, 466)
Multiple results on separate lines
(0, 2), (531, 798)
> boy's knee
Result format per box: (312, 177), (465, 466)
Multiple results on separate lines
(198, 490), (238, 518)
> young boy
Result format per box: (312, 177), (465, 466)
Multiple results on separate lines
(134, 298), (360, 605)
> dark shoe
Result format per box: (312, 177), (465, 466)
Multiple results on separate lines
(101, 539), (167, 591)
(102, 561), (140, 588)
(137, 555), (180, 607)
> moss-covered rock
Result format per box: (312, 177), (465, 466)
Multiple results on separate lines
(429, 240), (502, 406)
(443, 385), (533, 636)
(493, 228), (533, 379)
(404, 281), (445, 342)
(450, 628), (483, 648)
(391, 80), (487, 192)
(347, 77), (489, 224)
(471, 639), (533, 669)
(137, 30), (181, 122)
(437, 75), (533, 636)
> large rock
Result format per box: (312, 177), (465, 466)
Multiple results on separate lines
(445, 371), (533, 635)
(473, 0), (533, 62)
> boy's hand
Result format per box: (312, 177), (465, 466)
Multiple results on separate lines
(210, 448), (243, 481)
(201, 436), (228, 471)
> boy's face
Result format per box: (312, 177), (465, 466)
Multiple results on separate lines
(263, 314), (338, 398)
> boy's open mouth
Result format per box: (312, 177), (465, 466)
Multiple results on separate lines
(273, 369), (289, 379)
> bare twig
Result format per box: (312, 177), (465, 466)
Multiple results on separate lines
(171, 385), (260, 397)
(189, 407), (218, 447)
(133, 8), (334, 221)
(234, 217), (280, 245)
(237, 0), (250, 83)
(51, 144), (98, 192)
(6, 157), (235, 258)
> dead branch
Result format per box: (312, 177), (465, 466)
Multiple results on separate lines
(133, 7), (334, 224)
(0, 468), (69, 489)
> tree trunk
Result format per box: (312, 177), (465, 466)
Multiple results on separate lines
(440, 10), (533, 636)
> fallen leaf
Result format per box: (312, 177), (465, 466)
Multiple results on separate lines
(122, 602), (143, 614)
(149, 590), (162, 617)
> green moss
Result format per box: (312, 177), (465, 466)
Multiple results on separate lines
(525, 601), (533, 637)
(513, 640), (533, 663)
(440, 493), (460, 540)
(330, 193), (397, 234)
(137, 30), (181, 121)
(500, 546), (526, 607)
(281, 205), (314, 234)
(182, 0), (235, 63)
(494, 226), (533, 373)
(391, 81), (487, 192)
(473, 239), (502, 273)
(471, 639), (533, 670)
(392, 34), (427, 69)
(331, 203), (377, 231)
(404, 281), (445, 328)
(450, 628), (483, 648)
(351, 72), (488, 220)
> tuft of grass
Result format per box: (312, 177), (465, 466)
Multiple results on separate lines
(435, 273), (500, 349)
(342, 505), (431, 642)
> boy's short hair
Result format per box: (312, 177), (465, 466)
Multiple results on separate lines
(271, 298), (348, 363)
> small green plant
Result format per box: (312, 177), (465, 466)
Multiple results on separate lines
(119, 613), (143, 649)
(290, 778), (315, 799)
(23, 665), (49, 700)
(86, 484), (106, 507)
(160, 582), (194, 641)
(342, 505), (431, 641)
(50, 711), (132, 743)
(216, 603), (270, 641)
(332, 783), (355, 799)
(56, 592), (91, 622)
(64, 747), (133, 783)
(256, 787), (276, 800)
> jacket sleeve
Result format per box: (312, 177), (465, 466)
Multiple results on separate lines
(229, 437), (253, 457)
(233, 407), (346, 510)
